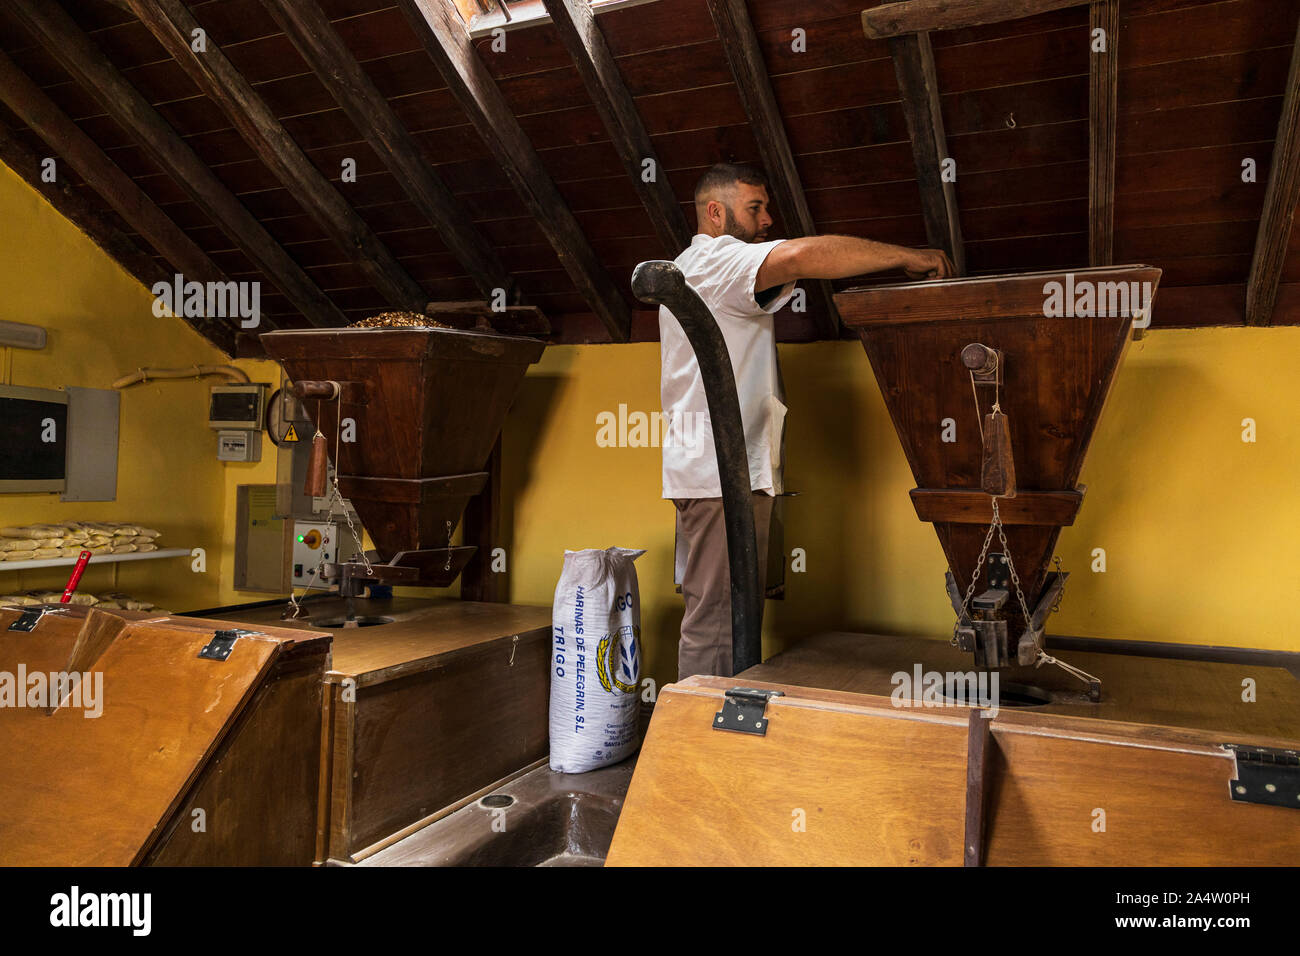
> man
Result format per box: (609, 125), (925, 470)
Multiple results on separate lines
(660, 162), (954, 680)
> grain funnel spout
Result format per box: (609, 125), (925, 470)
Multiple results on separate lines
(835, 265), (1162, 683)
(260, 326), (545, 587)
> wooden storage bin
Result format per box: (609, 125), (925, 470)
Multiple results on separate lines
(0, 604), (329, 865)
(322, 601), (552, 863)
(223, 597), (553, 864)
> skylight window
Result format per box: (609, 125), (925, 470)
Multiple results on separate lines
(455, 0), (659, 37)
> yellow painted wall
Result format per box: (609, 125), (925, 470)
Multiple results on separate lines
(0, 162), (277, 611)
(499, 331), (1300, 691)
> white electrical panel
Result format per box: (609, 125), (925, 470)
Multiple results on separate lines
(291, 520), (361, 589)
(217, 429), (262, 462)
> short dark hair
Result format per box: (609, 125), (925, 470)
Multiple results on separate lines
(693, 163), (768, 203)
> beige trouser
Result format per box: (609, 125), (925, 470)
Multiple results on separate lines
(673, 492), (776, 681)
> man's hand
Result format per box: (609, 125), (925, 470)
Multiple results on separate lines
(902, 248), (955, 280)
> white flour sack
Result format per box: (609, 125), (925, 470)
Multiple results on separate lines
(549, 547), (645, 773)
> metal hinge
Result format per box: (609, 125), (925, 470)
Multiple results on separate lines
(713, 687), (784, 736)
(198, 628), (261, 661)
(1224, 744), (1300, 809)
(6, 604), (69, 632)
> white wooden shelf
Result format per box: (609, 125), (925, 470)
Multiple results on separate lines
(0, 548), (191, 571)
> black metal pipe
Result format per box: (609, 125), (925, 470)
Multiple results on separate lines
(631, 260), (763, 674)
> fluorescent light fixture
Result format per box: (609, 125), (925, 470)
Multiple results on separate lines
(0, 320), (47, 350)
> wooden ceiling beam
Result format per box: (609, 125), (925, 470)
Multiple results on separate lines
(863, 0), (1084, 40)
(1089, 0), (1117, 266)
(1246, 16), (1300, 327)
(396, 0), (631, 342)
(541, 0), (691, 258)
(6, 0), (348, 329)
(124, 0), (429, 314)
(887, 32), (966, 276)
(0, 50), (264, 350)
(261, 0), (526, 316)
(705, 0), (841, 338)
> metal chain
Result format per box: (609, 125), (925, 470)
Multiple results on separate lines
(956, 512), (1000, 625)
(954, 370), (1034, 635)
(338, 488), (373, 575)
(285, 394), (372, 618)
(954, 498), (1033, 627)
(331, 397), (373, 576)
(992, 499), (1034, 625)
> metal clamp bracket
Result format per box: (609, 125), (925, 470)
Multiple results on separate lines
(713, 687), (784, 736)
(198, 628), (261, 661)
(6, 604), (69, 632)
(1224, 744), (1300, 809)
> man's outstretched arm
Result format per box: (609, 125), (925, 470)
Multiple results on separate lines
(755, 235), (955, 291)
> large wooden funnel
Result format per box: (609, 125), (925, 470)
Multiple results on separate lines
(260, 328), (544, 565)
(835, 266), (1161, 632)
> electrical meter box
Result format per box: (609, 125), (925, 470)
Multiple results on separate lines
(217, 429), (262, 462)
(211, 384), (267, 463)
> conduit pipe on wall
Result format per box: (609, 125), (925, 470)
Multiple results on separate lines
(111, 365), (250, 389)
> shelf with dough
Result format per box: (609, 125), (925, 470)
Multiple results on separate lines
(0, 548), (192, 571)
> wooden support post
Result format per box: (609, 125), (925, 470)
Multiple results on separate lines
(7, 0), (348, 329)
(460, 436), (504, 603)
(1089, 0), (1118, 268)
(1246, 16), (1300, 327)
(887, 32), (966, 276)
(396, 0), (632, 343)
(542, 0), (691, 258)
(964, 708), (992, 867)
(705, 0), (842, 338)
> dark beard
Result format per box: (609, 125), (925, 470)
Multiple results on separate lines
(722, 206), (758, 242)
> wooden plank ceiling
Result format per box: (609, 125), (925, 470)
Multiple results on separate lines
(0, 0), (1297, 353)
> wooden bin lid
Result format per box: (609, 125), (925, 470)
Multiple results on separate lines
(0, 605), (324, 866)
(607, 675), (1300, 867)
(605, 676), (972, 866)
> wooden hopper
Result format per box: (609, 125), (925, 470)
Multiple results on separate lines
(260, 327), (544, 582)
(835, 267), (1161, 655)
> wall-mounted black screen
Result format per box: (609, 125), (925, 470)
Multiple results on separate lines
(209, 390), (260, 424)
(0, 392), (68, 488)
